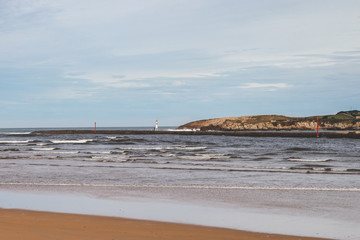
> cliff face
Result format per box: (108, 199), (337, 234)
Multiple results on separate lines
(178, 111), (360, 131)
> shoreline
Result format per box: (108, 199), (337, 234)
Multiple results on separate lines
(32, 129), (360, 138)
(0, 208), (330, 240)
(1, 186), (359, 239)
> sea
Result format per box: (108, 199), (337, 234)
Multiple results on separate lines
(1, 127), (360, 239)
(1, 127), (359, 189)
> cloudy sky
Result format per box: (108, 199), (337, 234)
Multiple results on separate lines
(1, 0), (359, 127)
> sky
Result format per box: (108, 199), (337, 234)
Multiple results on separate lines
(0, 0), (359, 127)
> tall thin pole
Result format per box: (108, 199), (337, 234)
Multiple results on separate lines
(95, 122), (96, 134)
(316, 117), (319, 137)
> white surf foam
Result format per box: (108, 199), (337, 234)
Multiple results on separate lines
(83, 151), (112, 154)
(31, 148), (56, 151)
(179, 154), (230, 161)
(0, 140), (32, 144)
(36, 143), (48, 146)
(119, 146), (207, 151)
(1, 132), (31, 135)
(53, 151), (80, 154)
(166, 128), (200, 132)
(287, 158), (331, 162)
(50, 139), (93, 144)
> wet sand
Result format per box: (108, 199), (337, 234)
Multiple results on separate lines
(0, 209), (330, 240)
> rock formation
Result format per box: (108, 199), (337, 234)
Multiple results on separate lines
(178, 111), (360, 131)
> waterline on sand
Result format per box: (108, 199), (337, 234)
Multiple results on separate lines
(0, 190), (359, 240)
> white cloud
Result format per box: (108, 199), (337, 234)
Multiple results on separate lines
(237, 83), (290, 91)
(66, 70), (224, 88)
(0, 100), (24, 105)
(2, 0), (359, 74)
(221, 52), (338, 70)
(47, 88), (98, 100)
(148, 90), (176, 96)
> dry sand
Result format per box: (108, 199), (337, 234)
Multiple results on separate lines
(0, 209), (330, 240)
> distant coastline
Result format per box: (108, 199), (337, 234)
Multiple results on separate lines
(177, 110), (360, 132)
(32, 129), (360, 139)
(31, 110), (360, 138)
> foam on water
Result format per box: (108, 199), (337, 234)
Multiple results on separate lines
(50, 139), (93, 144)
(36, 143), (48, 146)
(1, 132), (32, 135)
(83, 151), (112, 154)
(287, 158), (331, 162)
(32, 147), (57, 151)
(53, 151), (80, 154)
(0, 140), (32, 144)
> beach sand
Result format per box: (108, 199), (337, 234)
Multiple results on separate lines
(0, 209), (330, 240)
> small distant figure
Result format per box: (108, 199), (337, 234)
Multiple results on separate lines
(155, 118), (159, 131)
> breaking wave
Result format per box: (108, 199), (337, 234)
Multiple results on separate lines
(287, 158), (331, 162)
(0, 140), (33, 144)
(31, 147), (57, 151)
(50, 139), (94, 144)
(118, 146), (207, 151)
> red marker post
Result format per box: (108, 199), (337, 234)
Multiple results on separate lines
(316, 117), (319, 137)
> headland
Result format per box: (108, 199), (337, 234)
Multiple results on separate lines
(178, 110), (360, 131)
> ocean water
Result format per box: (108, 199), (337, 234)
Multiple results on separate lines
(0, 127), (359, 190)
(1, 127), (360, 239)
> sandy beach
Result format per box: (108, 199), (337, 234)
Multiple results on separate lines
(0, 209), (330, 240)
